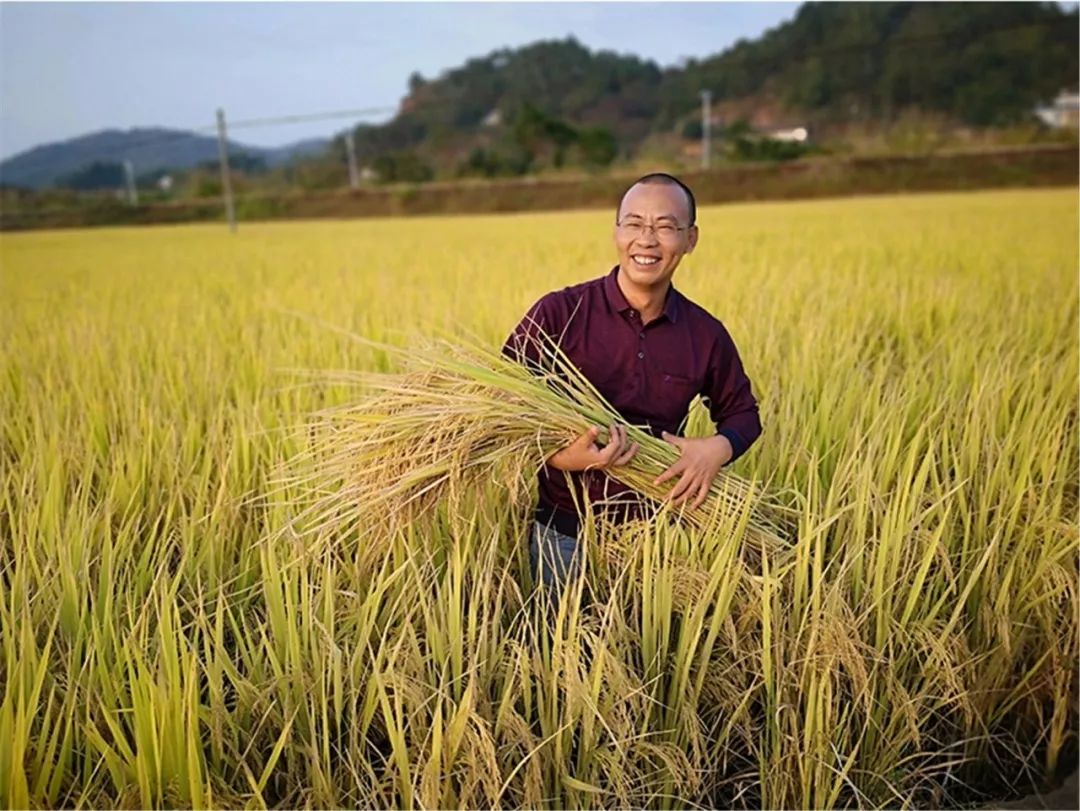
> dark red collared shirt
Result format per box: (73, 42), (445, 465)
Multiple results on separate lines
(502, 265), (762, 535)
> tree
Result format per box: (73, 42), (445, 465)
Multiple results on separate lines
(681, 119), (704, 140)
(56, 161), (124, 190)
(578, 128), (617, 167)
(373, 151), (434, 183)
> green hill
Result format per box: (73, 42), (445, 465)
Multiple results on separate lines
(0, 129), (330, 190)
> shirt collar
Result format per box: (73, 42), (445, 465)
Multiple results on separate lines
(604, 265), (681, 324)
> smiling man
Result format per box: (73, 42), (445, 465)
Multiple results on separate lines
(503, 172), (762, 594)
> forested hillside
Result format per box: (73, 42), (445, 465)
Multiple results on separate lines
(342, 1), (1076, 179)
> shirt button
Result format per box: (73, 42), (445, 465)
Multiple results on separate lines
(637, 351), (645, 359)
(629, 311), (637, 318)
(639, 332), (645, 339)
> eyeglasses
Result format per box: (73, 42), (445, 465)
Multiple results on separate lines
(616, 220), (688, 242)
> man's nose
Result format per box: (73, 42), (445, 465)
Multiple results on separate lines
(634, 226), (660, 246)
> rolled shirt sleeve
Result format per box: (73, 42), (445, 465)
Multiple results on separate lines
(704, 328), (762, 465)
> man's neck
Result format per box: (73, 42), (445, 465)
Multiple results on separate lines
(616, 267), (669, 323)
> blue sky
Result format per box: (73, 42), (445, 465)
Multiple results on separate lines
(0, 1), (801, 160)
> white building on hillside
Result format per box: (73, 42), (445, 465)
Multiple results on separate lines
(1034, 90), (1079, 129)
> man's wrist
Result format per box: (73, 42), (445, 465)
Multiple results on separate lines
(714, 430), (741, 465)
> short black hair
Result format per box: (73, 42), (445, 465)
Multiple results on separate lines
(618, 172), (697, 226)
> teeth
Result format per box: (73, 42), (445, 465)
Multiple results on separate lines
(633, 256), (659, 265)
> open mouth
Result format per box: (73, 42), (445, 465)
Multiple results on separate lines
(632, 255), (660, 267)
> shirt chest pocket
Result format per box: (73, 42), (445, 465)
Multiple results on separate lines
(655, 369), (703, 420)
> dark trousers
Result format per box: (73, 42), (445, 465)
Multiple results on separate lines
(528, 519), (581, 600)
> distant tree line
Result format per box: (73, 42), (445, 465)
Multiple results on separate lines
(58, 152), (271, 192)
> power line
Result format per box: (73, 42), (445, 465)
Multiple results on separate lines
(226, 106), (397, 130)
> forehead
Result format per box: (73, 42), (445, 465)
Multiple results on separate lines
(618, 182), (690, 222)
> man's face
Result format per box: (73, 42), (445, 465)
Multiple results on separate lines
(614, 182), (699, 290)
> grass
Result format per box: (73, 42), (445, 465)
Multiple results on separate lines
(0, 188), (1076, 808)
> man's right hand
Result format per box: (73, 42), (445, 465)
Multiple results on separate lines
(546, 424), (639, 472)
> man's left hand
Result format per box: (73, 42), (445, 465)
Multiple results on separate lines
(653, 432), (733, 508)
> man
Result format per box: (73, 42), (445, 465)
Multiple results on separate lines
(502, 172), (762, 593)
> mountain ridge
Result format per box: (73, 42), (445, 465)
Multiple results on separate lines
(0, 127), (330, 189)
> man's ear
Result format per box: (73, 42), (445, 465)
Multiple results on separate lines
(686, 224), (700, 254)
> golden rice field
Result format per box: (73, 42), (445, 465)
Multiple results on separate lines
(1, 188), (1077, 809)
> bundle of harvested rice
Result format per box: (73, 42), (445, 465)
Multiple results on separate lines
(282, 334), (792, 550)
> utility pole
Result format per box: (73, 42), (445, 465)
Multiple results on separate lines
(122, 159), (139, 206)
(215, 107), (237, 233)
(344, 129), (360, 190)
(700, 90), (712, 171)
